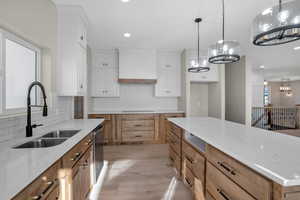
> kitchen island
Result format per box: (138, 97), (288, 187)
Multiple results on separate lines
(168, 117), (300, 200)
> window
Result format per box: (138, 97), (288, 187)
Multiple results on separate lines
(0, 29), (41, 114)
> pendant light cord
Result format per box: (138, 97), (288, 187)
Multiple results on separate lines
(279, 0), (282, 12)
(222, 0), (225, 41)
(197, 21), (200, 64)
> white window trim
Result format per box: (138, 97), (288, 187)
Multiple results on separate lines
(0, 28), (42, 116)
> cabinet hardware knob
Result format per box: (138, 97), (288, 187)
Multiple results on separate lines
(31, 195), (42, 200)
(80, 36), (84, 40)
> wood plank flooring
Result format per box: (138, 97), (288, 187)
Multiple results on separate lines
(99, 144), (193, 200)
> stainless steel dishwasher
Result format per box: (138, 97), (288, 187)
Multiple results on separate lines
(93, 124), (104, 182)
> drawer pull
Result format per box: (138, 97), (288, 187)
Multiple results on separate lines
(31, 180), (56, 200)
(85, 139), (93, 145)
(70, 152), (82, 161)
(185, 177), (192, 188)
(42, 180), (56, 195)
(135, 135), (142, 138)
(185, 155), (194, 164)
(217, 188), (231, 200)
(134, 124), (143, 127)
(217, 161), (236, 175)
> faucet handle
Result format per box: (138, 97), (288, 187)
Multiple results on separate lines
(32, 124), (43, 128)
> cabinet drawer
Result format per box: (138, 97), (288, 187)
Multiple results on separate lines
(167, 122), (182, 138)
(169, 131), (181, 156)
(206, 162), (255, 200)
(119, 114), (155, 120)
(12, 161), (60, 200)
(122, 120), (154, 131)
(182, 142), (205, 182)
(183, 163), (194, 190)
(122, 131), (154, 142)
(169, 146), (181, 174)
(89, 114), (111, 120)
(63, 133), (93, 168)
(206, 145), (272, 200)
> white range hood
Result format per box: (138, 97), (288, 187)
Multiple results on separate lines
(118, 49), (157, 84)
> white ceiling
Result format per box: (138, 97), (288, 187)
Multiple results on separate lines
(52, 0), (300, 78)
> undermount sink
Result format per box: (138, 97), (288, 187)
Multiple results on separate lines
(13, 138), (67, 149)
(13, 129), (81, 149)
(41, 130), (80, 138)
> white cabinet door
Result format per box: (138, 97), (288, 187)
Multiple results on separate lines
(57, 6), (89, 96)
(155, 51), (181, 97)
(77, 45), (87, 96)
(78, 17), (87, 48)
(119, 49), (157, 80)
(91, 51), (119, 97)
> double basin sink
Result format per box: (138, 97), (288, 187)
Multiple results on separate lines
(14, 130), (81, 149)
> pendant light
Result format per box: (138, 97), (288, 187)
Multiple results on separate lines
(208, 0), (241, 64)
(252, 0), (300, 46)
(188, 18), (210, 73)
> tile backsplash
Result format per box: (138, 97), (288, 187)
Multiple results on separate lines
(0, 97), (73, 143)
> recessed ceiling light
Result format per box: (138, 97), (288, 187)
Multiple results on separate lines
(259, 65), (265, 69)
(294, 46), (300, 50)
(123, 33), (131, 38)
(121, 0), (130, 3)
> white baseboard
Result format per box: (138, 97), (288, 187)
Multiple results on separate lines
(88, 160), (108, 200)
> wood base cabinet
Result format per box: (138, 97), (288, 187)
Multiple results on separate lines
(12, 161), (61, 200)
(167, 122), (182, 176)
(117, 114), (160, 144)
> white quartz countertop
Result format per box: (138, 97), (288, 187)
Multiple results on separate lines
(0, 119), (104, 200)
(89, 110), (184, 114)
(168, 117), (300, 187)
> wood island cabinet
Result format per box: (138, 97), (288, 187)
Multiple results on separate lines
(167, 121), (300, 200)
(159, 113), (184, 143)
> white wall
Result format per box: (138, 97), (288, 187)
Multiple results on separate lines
(225, 56), (246, 124)
(252, 69), (264, 107)
(0, 0), (72, 142)
(208, 64), (225, 119)
(189, 83), (208, 117)
(90, 84), (178, 111)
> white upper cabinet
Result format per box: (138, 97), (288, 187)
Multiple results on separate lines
(185, 50), (219, 82)
(119, 49), (157, 81)
(57, 6), (88, 96)
(155, 51), (181, 97)
(90, 50), (120, 97)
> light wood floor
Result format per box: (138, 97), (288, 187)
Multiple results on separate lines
(99, 144), (193, 200)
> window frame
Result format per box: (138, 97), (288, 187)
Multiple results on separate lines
(0, 28), (41, 115)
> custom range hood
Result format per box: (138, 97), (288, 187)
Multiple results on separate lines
(118, 49), (158, 84)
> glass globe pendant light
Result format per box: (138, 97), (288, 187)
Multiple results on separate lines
(252, 0), (300, 46)
(188, 18), (210, 73)
(208, 0), (241, 64)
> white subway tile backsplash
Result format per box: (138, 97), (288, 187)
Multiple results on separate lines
(0, 97), (73, 143)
